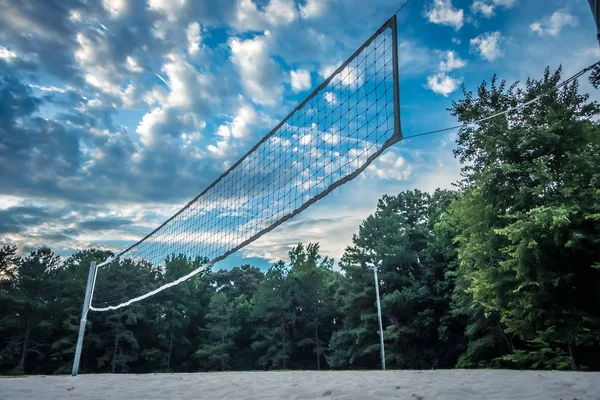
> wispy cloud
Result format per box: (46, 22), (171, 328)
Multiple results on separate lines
(470, 0), (517, 18)
(427, 73), (461, 96)
(530, 10), (578, 37)
(290, 69), (312, 92)
(0, 0), (595, 267)
(229, 31), (284, 106)
(426, 50), (466, 96)
(424, 0), (464, 31)
(470, 31), (503, 61)
(470, 1), (495, 18)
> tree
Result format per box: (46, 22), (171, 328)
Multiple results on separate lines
(0, 245), (22, 372)
(288, 243), (336, 370)
(8, 248), (61, 374)
(212, 264), (264, 299)
(447, 67), (600, 370)
(251, 261), (294, 370)
(329, 190), (463, 369)
(196, 292), (237, 371)
(157, 255), (209, 371)
(327, 248), (380, 369)
(211, 265), (264, 370)
(89, 258), (157, 373)
(49, 249), (113, 374)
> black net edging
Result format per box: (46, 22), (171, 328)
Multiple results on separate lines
(90, 15), (401, 311)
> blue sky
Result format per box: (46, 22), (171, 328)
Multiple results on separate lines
(0, 0), (598, 270)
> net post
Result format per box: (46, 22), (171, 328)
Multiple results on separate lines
(391, 14), (402, 140)
(370, 262), (386, 370)
(71, 261), (97, 377)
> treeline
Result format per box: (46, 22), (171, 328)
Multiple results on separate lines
(1, 67), (600, 374)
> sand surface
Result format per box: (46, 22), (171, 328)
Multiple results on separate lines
(1, 370), (599, 399)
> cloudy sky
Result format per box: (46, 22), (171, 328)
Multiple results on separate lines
(0, 0), (598, 270)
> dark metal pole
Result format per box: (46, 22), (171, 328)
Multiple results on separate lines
(391, 14), (402, 140)
(72, 261), (97, 376)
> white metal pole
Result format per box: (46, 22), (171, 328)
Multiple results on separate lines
(372, 263), (386, 370)
(72, 261), (97, 377)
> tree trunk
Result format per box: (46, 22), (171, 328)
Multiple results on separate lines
(19, 312), (33, 371)
(167, 318), (174, 370)
(314, 314), (321, 371)
(281, 315), (286, 370)
(496, 320), (514, 352)
(568, 342), (578, 371)
(221, 327), (226, 371)
(111, 334), (119, 373)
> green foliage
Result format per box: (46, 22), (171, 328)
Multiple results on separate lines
(250, 261), (294, 369)
(498, 338), (571, 370)
(447, 67), (600, 370)
(328, 189), (464, 370)
(2, 65), (600, 374)
(195, 292), (237, 371)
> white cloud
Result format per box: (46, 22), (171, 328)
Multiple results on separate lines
(290, 69), (312, 92)
(493, 0), (516, 6)
(323, 91), (335, 104)
(243, 210), (361, 264)
(160, 53), (212, 108)
(208, 98), (259, 157)
(136, 53), (213, 146)
(242, 144), (462, 265)
(530, 10), (578, 37)
(229, 31), (283, 106)
(438, 50), (466, 72)
(187, 22), (203, 55)
(299, 0), (327, 19)
(470, 0), (516, 18)
(397, 41), (434, 76)
(425, 0), (464, 31)
(69, 10), (83, 22)
(452, 37), (461, 44)
(322, 129), (339, 144)
(148, 0), (186, 22)
(426, 50), (465, 96)
(234, 0), (298, 31)
(319, 64), (363, 87)
(75, 31), (143, 106)
(427, 73), (461, 96)
(28, 84), (72, 93)
(471, 0), (495, 17)
(102, 0), (127, 17)
(470, 31), (503, 61)
(299, 134), (312, 146)
(84, 74), (138, 107)
(87, 99), (103, 108)
(0, 46), (18, 61)
(125, 56), (143, 73)
(234, 0), (264, 30)
(241, 180), (388, 264)
(265, 0), (297, 26)
(368, 151), (412, 181)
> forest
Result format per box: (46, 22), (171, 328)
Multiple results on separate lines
(1, 67), (599, 375)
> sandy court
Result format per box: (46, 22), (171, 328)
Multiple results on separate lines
(1, 370), (599, 400)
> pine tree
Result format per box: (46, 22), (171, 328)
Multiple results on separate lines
(49, 249), (113, 374)
(195, 292), (237, 371)
(0, 245), (22, 372)
(288, 243), (336, 370)
(251, 261), (294, 370)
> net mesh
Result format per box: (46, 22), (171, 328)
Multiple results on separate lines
(91, 16), (400, 311)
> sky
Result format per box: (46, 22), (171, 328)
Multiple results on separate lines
(0, 0), (598, 271)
